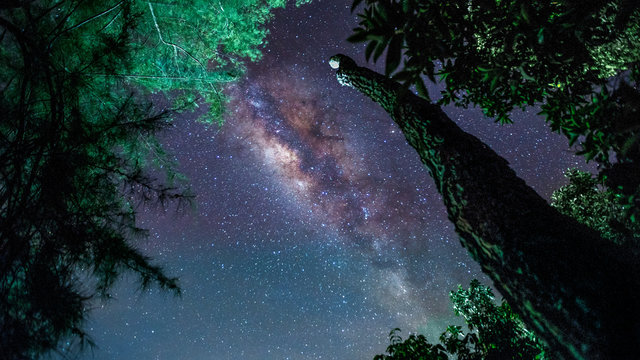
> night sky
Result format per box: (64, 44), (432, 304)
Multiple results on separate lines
(80, 1), (593, 359)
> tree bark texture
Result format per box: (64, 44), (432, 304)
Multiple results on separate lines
(329, 54), (640, 360)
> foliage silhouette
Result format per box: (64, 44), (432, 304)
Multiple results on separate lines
(374, 280), (547, 360)
(329, 49), (640, 358)
(0, 0), (307, 358)
(348, 0), (640, 223)
(551, 168), (640, 247)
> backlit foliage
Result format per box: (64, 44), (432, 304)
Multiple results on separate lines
(0, 0), (305, 357)
(374, 280), (547, 360)
(551, 169), (640, 247)
(348, 0), (640, 224)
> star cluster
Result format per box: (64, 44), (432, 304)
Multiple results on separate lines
(79, 1), (594, 359)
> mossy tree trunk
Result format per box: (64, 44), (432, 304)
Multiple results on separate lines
(329, 54), (640, 360)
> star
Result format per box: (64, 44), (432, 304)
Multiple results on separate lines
(80, 1), (596, 359)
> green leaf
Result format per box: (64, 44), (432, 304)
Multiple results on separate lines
(568, 132), (579, 146)
(346, 29), (369, 43)
(385, 35), (403, 75)
(394, 70), (418, 83)
(520, 3), (530, 23)
(414, 77), (430, 100)
(373, 37), (389, 62)
(490, 74), (500, 91)
(425, 61), (436, 82)
(537, 28), (545, 44)
(519, 67), (535, 81)
(365, 40), (377, 61)
(402, 0), (411, 14)
(375, 2), (390, 23)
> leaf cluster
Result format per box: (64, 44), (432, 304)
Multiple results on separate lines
(551, 169), (640, 247)
(0, 2), (195, 357)
(348, 0), (640, 223)
(374, 280), (547, 360)
(105, 0), (294, 124)
(374, 328), (448, 360)
(1, 0), (306, 357)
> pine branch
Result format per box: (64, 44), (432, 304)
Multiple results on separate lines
(62, 0), (125, 34)
(147, 1), (205, 70)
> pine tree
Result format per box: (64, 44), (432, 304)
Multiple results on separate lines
(0, 0), (307, 357)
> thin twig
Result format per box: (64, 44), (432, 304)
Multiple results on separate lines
(62, 0), (125, 33)
(147, 1), (205, 69)
(86, 72), (237, 82)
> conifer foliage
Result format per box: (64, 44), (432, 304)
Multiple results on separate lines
(0, 0), (305, 357)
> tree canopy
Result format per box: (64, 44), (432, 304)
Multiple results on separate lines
(341, 0), (640, 354)
(329, 48), (640, 358)
(374, 171), (640, 360)
(347, 0), (640, 223)
(374, 280), (547, 360)
(551, 168), (640, 247)
(0, 0), (307, 357)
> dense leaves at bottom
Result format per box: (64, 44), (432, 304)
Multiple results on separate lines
(374, 280), (547, 360)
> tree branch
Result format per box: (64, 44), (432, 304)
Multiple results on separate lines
(147, 1), (205, 70)
(330, 53), (640, 360)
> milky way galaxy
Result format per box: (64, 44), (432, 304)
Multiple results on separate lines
(226, 71), (434, 246)
(77, 1), (594, 359)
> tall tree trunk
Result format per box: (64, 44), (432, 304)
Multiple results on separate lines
(329, 54), (640, 360)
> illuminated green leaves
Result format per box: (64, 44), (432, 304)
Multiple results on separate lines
(375, 328), (450, 360)
(374, 280), (547, 359)
(348, 0), (640, 223)
(551, 168), (640, 245)
(0, 0), (304, 356)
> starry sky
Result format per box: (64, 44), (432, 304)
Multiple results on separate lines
(80, 1), (593, 359)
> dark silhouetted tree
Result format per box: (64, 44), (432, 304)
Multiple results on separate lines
(0, 0), (308, 358)
(329, 52), (640, 359)
(332, 1), (640, 358)
(347, 0), (640, 223)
